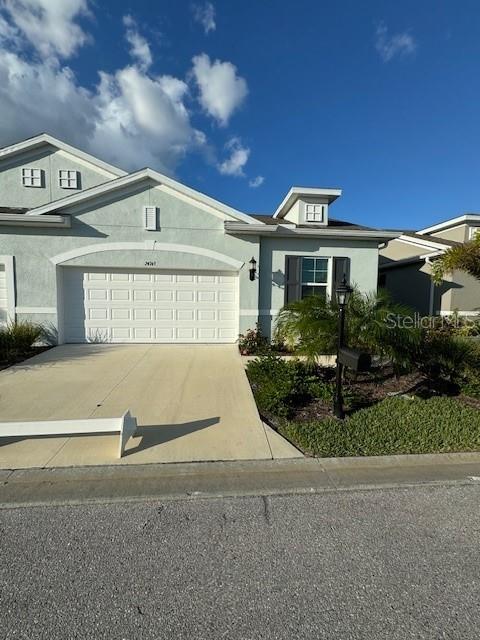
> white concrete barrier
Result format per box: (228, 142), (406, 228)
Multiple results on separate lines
(0, 410), (137, 458)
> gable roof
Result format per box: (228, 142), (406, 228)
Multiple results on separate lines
(400, 232), (460, 248)
(26, 167), (258, 225)
(0, 133), (126, 179)
(273, 187), (342, 219)
(418, 213), (480, 235)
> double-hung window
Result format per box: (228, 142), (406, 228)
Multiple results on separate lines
(301, 257), (329, 299)
(59, 170), (79, 189)
(305, 204), (324, 223)
(21, 168), (42, 187)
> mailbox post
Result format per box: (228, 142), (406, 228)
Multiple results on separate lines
(333, 276), (353, 419)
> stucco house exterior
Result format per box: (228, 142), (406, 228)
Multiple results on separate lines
(0, 134), (396, 344)
(380, 214), (480, 316)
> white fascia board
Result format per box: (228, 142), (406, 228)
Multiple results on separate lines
(26, 166), (257, 225)
(144, 168), (257, 224)
(0, 133), (126, 178)
(273, 187), (342, 219)
(0, 213), (70, 228)
(397, 235), (453, 250)
(418, 214), (480, 235)
(225, 223), (399, 240)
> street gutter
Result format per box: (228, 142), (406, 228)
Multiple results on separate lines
(1, 452), (480, 508)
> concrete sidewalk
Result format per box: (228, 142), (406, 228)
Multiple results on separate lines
(0, 344), (301, 468)
(1, 452), (480, 508)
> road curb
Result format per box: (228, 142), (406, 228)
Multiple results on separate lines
(1, 452), (480, 508)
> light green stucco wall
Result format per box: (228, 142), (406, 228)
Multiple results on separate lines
(0, 144), (113, 209)
(0, 175), (381, 342)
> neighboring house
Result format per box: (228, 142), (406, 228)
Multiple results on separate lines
(380, 214), (480, 316)
(0, 133), (396, 343)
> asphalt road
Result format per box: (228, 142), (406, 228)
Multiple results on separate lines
(1, 485), (479, 639)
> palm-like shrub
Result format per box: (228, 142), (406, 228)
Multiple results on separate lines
(275, 289), (421, 370)
(431, 231), (480, 284)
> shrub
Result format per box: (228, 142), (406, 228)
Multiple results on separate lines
(246, 354), (332, 418)
(415, 329), (480, 384)
(0, 320), (45, 362)
(280, 396), (480, 457)
(238, 324), (270, 355)
(275, 289), (421, 372)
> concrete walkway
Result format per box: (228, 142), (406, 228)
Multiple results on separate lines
(0, 344), (301, 469)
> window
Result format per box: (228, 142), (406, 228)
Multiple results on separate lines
(305, 203), (324, 223)
(59, 170), (79, 189)
(143, 206), (158, 230)
(21, 168), (42, 187)
(469, 227), (479, 240)
(301, 257), (329, 299)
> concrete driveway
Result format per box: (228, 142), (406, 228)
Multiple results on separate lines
(0, 344), (300, 469)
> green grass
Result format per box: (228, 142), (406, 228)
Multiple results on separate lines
(279, 396), (480, 457)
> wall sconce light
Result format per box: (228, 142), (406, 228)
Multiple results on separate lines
(249, 257), (257, 281)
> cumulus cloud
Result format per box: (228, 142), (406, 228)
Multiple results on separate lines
(192, 2), (215, 34)
(217, 137), (250, 176)
(0, 1), (253, 177)
(123, 15), (152, 71)
(375, 22), (416, 62)
(192, 53), (248, 126)
(249, 175), (264, 188)
(1, 0), (91, 59)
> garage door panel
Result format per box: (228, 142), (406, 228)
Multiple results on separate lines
(63, 268), (238, 343)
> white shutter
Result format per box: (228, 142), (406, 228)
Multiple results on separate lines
(144, 206), (158, 231)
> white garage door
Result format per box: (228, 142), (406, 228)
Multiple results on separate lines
(62, 268), (238, 343)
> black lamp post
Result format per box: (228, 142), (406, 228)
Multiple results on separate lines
(249, 257), (257, 281)
(333, 276), (353, 419)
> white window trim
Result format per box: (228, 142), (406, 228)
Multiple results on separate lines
(0, 255), (16, 322)
(300, 256), (332, 298)
(305, 203), (325, 223)
(21, 167), (42, 188)
(144, 206), (159, 231)
(59, 169), (79, 189)
(469, 226), (479, 240)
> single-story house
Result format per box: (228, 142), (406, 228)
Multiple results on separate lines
(379, 214), (480, 316)
(0, 133), (396, 343)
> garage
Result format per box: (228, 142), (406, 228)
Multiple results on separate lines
(62, 268), (238, 343)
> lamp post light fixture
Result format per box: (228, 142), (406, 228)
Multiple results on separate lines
(249, 256), (257, 282)
(333, 276), (353, 419)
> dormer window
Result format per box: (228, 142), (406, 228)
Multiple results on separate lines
(59, 170), (79, 189)
(21, 168), (43, 187)
(305, 204), (325, 223)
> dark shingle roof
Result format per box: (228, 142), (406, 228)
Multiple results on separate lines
(249, 214), (375, 231)
(0, 206), (28, 214)
(402, 231), (460, 247)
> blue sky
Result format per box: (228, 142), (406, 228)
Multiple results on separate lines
(0, 1), (479, 229)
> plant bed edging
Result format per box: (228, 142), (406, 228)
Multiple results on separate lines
(241, 354), (336, 367)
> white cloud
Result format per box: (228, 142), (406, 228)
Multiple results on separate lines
(192, 2), (215, 34)
(123, 15), (152, 71)
(191, 53), (248, 126)
(249, 175), (264, 188)
(1, 0), (91, 59)
(375, 22), (416, 62)
(0, 2), (254, 176)
(217, 137), (250, 176)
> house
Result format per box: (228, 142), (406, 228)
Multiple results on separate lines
(379, 214), (480, 316)
(0, 133), (396, 343)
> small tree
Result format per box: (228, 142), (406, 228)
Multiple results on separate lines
(431, 230), (480, 284)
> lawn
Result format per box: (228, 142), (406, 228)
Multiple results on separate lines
(246, 354), (480, 457)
